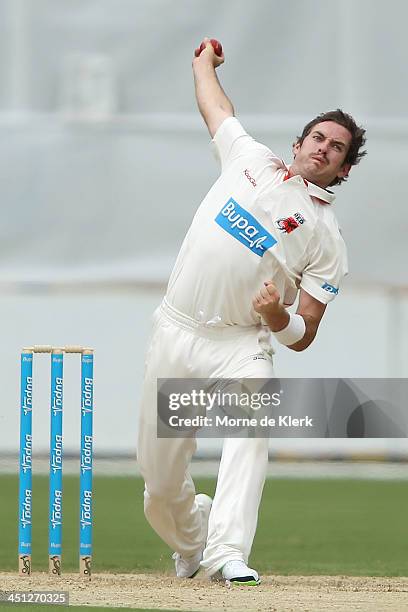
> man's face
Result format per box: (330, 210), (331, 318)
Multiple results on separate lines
(290, 121), (352, 188)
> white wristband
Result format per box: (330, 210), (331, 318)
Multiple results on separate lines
(272, 313), (306, 346)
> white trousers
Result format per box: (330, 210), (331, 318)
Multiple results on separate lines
(137, 299), (275, 576)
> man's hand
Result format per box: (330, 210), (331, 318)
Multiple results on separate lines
(252, 281), (289, 331)
(253, 283), (327, 352)
(193, 38), (224, 68)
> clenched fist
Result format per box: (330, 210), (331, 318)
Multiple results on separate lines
(252, 280), (290, 331)
(252, 281), (281, 315)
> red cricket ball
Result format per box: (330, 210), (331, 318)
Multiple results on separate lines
(196, 39), (223, 57)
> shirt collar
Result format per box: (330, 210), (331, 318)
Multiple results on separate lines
(306, 180), (335, 205)
(284, 170), (335, 205)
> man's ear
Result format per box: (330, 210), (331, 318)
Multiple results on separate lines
(338, 162), (351, 179)
(292, 141), (301, 157)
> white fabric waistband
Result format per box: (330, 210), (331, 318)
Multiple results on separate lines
(160, 298), (263, 339)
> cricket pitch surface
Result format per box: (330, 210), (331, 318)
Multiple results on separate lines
(1, 572), (408, 611)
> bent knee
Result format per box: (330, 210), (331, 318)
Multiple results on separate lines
(143, 482), (181, 505)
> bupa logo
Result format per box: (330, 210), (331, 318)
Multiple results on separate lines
(215, 198), (276, 257)
(322, 282), (339, 295)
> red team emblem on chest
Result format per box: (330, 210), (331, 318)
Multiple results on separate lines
(275, 212), (305, 234)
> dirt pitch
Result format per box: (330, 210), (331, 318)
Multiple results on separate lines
(1, 572), (408, 611)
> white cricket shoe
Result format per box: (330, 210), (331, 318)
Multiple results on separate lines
(222, 559), (261, 586)
(173, 493), (212, 578)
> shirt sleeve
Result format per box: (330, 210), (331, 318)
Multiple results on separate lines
(211, 116), (285, 173)
(300, 220), (348, 304)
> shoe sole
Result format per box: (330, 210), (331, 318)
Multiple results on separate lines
(226, 578), (261, 586)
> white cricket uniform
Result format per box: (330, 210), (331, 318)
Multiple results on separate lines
(137, 117), (348, 576)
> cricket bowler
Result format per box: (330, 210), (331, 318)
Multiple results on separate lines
(137, 38), (366, 585)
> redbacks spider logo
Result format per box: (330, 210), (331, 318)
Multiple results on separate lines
(275, 212), (305, 234)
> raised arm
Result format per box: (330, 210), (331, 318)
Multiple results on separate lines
(192, 38), (234, 138)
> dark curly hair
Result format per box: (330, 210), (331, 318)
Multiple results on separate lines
(295, 109), (367, 186)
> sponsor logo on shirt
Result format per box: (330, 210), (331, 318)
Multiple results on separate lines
(322, 282), (339, 295)
(244, 169), (257, 188)
(274, 212), (305, 234)
(252, 353), (267, 361)
(215, 198), (277, 257)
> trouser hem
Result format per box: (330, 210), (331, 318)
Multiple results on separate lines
(201, 554), (244, 577)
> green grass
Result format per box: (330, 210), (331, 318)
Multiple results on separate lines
(2, 475), (407, 576)
(254, 478), (408, 576)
